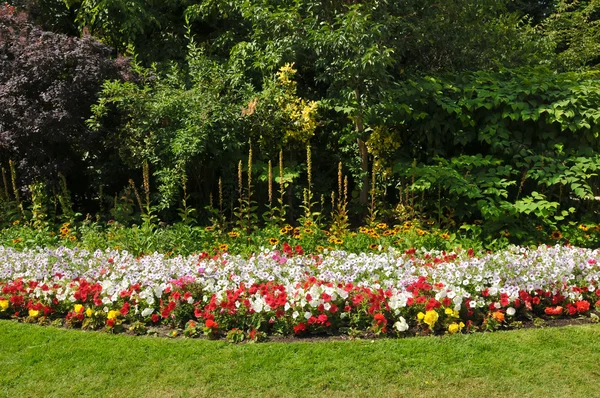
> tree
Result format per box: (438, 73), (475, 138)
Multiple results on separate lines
(0, 5), (130, 202)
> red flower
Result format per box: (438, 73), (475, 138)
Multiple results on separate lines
(544, 306), (563, 316)
(151, 313), (159, 323)
(120, 302), (130, 316)
(106, 319), (115, 328)
(294, 323), (307, 334)
(576, 300), (590, 313)
(317, 314), (328, 324)
(532, 296), (541, 305)
(205, 319), (218, 329)
(374, 313), (387, 325)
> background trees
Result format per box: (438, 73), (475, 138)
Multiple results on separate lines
(2, 0), (600, 239)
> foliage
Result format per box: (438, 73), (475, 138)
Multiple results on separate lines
(0, 6), (130, 205)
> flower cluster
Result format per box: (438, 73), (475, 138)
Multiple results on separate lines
(1, 245), (599, 339)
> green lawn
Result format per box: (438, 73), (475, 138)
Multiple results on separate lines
(1, 321), (599, 397)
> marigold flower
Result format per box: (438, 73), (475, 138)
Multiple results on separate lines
(492, 311), (505, 322)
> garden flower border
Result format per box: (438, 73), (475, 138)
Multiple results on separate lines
(1, 244), (600, 342)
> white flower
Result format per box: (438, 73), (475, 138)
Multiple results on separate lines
(506, 307), (516, 316)
(292, 311), (299, 319)
(394, 317), (409, 332)
(141, 308), (154, 317)
(304, 311), (312, 320)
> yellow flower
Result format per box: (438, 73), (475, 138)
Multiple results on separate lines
(86, 308), (93, 317)
(376, 222), (388, 230)
(382, 230), (395, 237)
(416, 229), (426, 236)
(303, 228), (313, 235)
(334, 238), (344, 245)
(228, 231), (240, 238)
(579, 224), (589, 232)
(12, 220), (20, 225)
(107, 310), (119, 320)
(551, 230), (563, 240)
(417, 312), (425, 320)
(74, 304), (84, 314)
(359, 226), (369, 234)
(11, 238), (22, 244)
(204, 226), (214, 232)
(316, 245), (325, 252)
(444, 307), (453, 315)
(218, 244), (229, 252)
(423, 310), (439, 328)
(268, 237), (279, 245)
(440, 233), (450, 240)
(448, 322), (465, 334)
(0, 299), (9, 310)
(28, 309), (40, 318)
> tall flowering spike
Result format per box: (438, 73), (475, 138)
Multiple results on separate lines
(129, 179), (144, 214)
(218, 177), (223, 212)
(142, 159), (150, 210)
(268, 160), (273, 205)
(337, 162), (343, 206)
(248, 144), (253, 200)
(238, 160), (243, 200)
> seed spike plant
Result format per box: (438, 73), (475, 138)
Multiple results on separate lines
(178, 172), (196, 225)
(330, 165), (349, 237)
(129, 179), (144, 216)
(262, 160), (277, 226)
(299, 144), (318, 226)
(271, 149), (288, 227)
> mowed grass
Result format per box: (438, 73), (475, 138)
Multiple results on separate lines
(1, 321), (599, 398)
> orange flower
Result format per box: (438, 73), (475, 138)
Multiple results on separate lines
(492, 311), (505, 323)
(551, 230), (563, 240)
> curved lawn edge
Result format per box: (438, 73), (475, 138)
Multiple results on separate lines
(1, 320), (600, 397)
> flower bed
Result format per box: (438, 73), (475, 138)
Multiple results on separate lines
(1, 245), (600, 341)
